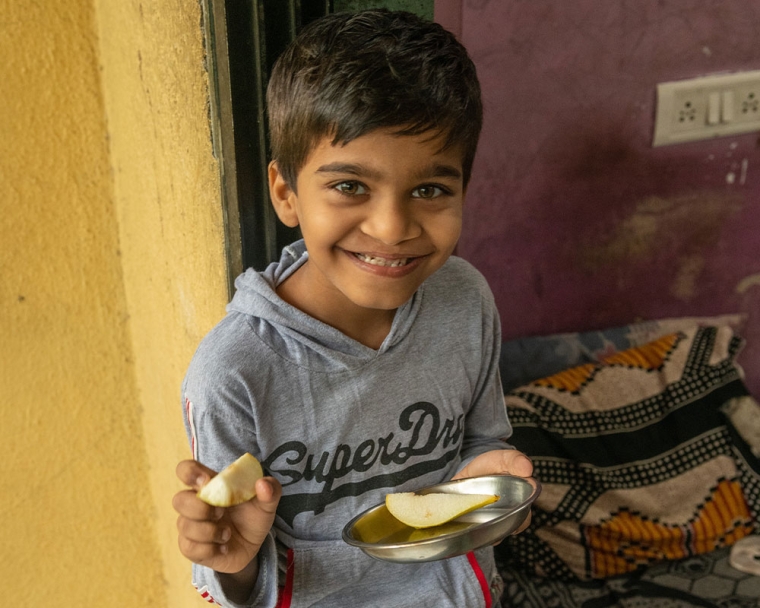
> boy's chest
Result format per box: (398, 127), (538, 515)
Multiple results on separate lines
(254, 346), (481, 530)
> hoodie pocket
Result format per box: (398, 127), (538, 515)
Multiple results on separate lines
(278, 538), (491, 608)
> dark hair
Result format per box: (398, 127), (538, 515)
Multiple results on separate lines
(266, 9), (483, 189)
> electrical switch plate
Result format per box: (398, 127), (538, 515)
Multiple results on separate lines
(652, 69), (760, 146)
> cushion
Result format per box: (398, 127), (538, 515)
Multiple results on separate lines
(497, 325), (760, 581)
(499, 314), (747, 392)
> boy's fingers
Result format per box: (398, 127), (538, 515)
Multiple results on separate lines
(453, 449), (534, 480)
(505, 451), (533, 477)
(486, 449), (532, 477)
(178, 535), (228, 563)
(177, 516), (231, 545)
(172, 489), (224, 521)
(176, 459), (219, 490)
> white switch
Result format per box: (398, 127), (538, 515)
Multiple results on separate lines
(708, 91), (720, 125)
(722, 90), (734, 123)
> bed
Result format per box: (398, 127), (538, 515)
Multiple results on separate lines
(495, 315), (760, 607)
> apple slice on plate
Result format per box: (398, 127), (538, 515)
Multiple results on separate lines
(386, 492), (498, 529)
(197, 453), (264, 507)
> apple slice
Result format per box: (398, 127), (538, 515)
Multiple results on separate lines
(197, 453), (264, 507)
(386, 491), (499, 529)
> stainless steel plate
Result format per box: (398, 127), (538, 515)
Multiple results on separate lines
(342, 475), (541, 563)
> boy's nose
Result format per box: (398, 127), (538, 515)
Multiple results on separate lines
(361, 197), (421, 245)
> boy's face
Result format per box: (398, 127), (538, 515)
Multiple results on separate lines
(269, 127), (465, 326)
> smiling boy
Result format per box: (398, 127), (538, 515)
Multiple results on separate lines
(173, 9), (532, 608)
(271, 128), (464, 349)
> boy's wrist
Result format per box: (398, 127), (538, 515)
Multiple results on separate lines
(217, 554), (260, 604)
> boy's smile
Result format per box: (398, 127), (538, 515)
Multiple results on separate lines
(269, 127), (465, 347)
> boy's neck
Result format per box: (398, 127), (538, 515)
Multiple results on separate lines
(276, 266), (397, 350)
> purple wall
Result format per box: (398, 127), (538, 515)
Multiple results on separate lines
(437, 0), (760, 396)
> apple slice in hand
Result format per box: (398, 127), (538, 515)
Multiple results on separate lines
(386, 492), (498, 529)
(197, 453), (264, 507)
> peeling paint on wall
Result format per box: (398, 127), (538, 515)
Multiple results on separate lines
(671, 254), (706, 301)
(737, 273), (760, 294)
(578, 193), (743, 271)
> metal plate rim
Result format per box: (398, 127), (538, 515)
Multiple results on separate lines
(341, 474), (541, 561)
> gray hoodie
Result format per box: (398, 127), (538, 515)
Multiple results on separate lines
(182, 241), (512, 607)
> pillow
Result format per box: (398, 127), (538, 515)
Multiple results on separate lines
(499, 314), (747, 392)
(497, 325), (760, 581)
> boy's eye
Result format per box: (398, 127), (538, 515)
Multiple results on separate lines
(333, 181), (367, 196)
(412, 185), (447, 199)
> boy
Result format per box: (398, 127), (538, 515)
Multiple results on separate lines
(173, 9), (532, 608)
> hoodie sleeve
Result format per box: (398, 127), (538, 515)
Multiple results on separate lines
(180, 330), (280, 608)
(190, 534), (278, 608)
(456, 270), (514, 469)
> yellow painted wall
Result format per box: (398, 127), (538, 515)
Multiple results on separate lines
(2, 0), (228, 606)
(95, 0), (231, 605)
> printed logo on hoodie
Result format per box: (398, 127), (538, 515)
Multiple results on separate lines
(262, 401), (464, 526)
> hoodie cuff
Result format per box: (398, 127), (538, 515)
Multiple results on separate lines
(192, 532), (279, 608)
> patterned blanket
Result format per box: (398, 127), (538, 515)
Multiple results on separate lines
(496, 325), (760, 606)
(499, 545), (760, 608)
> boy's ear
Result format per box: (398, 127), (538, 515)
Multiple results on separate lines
(268, 161), (299, 228)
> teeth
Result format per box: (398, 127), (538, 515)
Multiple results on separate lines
(355, 253), (409, 267)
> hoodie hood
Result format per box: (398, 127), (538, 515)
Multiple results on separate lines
(226, 240), (423, 364)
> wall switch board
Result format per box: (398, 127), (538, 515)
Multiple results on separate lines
(653, 70), (760, 146)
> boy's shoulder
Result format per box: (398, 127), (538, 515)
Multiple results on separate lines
(185, 311), (259, 380)
(438, 253), (488, 281)
(426, 254), (495, 303)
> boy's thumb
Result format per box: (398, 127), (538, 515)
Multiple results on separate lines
(254, 477), (282, 513)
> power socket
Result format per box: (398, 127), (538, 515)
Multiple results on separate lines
(671, 91), (707, 132)
(737, 87), (759, 121)
(653, 69), (760, 146)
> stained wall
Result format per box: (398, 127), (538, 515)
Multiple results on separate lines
(444, 0), (760, 395)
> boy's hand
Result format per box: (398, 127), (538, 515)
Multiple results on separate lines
(452, 448), (533, 481)
(452, 449), (534, 535)
(173, 460), (282, 577)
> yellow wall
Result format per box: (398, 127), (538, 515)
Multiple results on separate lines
(2, 0), (228, 606)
